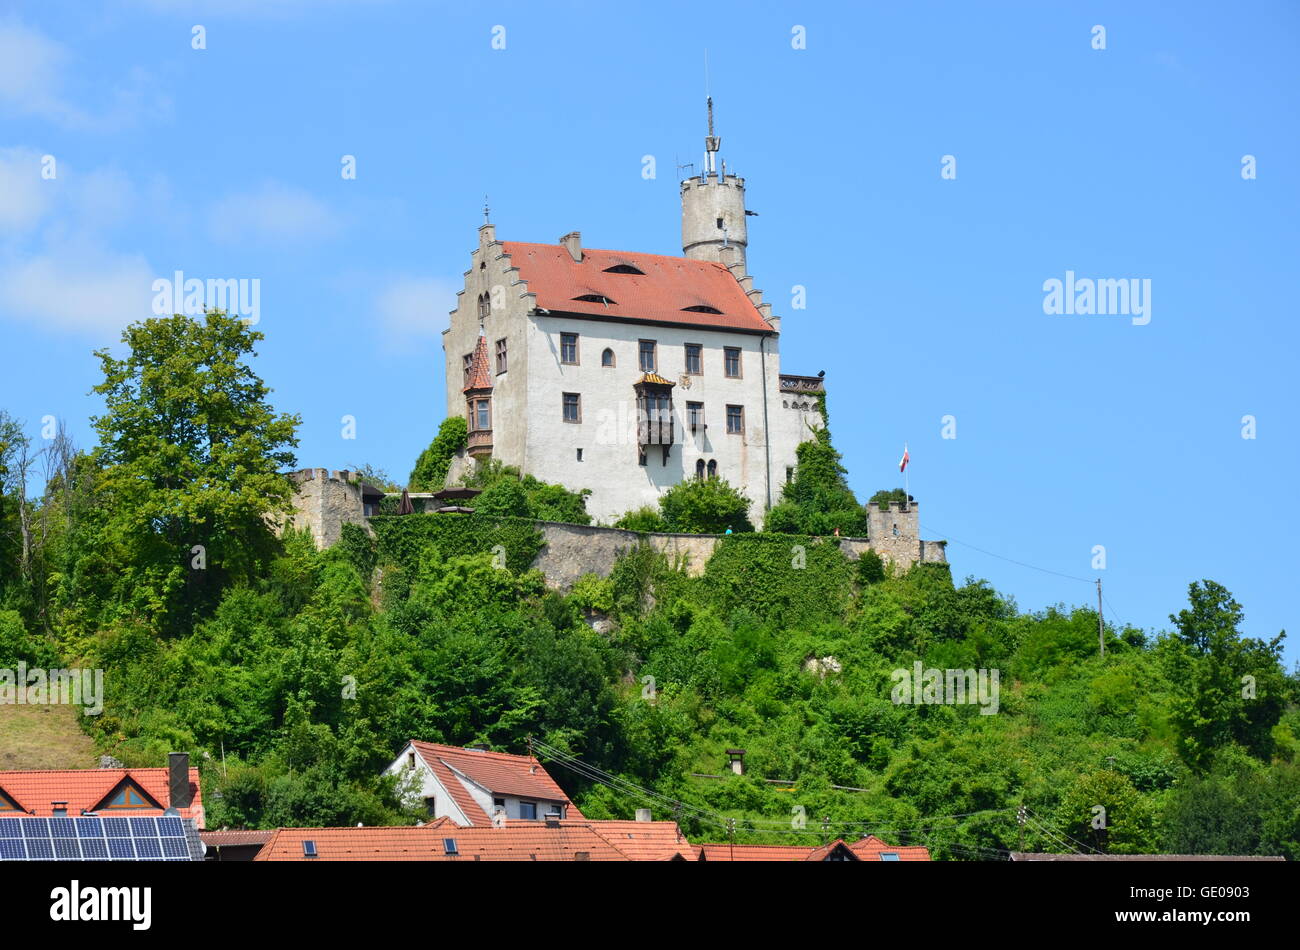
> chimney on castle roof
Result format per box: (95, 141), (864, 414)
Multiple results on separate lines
(559, 232), (582, 263)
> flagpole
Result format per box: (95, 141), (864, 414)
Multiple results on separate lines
(903, 441), (909, 499)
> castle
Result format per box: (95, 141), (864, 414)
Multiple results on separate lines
(442, 100), (823, 526)
(284, 102), (947, 580)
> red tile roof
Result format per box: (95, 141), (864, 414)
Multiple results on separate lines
(698, 843), (825, 862)
(500, 242), (774, 334)
(463, 333), (493, 393)
(254, 819), (675, 862)
(507, 819), (696, 861)
(849, 834), (931, 861)
(0, 767), (204, 826)
(200, 829), (274, 848)
(409, 741), (582, 825)
(698, 835), (931, 862)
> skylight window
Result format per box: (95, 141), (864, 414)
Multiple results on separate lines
(603, 264), (645, 275)
(682, 305), (723, 314)
(573, 294), (616, 306)
(443, 837), (459, 855)
(880, 852), (900, 861)
(302, 840), (318, 857)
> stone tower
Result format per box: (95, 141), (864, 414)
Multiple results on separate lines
(680, 97), (748, 267)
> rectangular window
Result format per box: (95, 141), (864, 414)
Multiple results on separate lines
(561, 332), (579, 364)
(519, 801), (537, 820)
(562, 392), (581, 423)
(639, 339), (657, 372)
(687, 401), (704, 429)
(724, 346), (742, 378)
(462, 353), (473, 383)
(726, 404), (744, 435)
(684, 343), (702, 375)
(495, 338), (507, 374)
(475, 399), (491, 432)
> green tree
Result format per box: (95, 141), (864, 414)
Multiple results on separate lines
(408, 416), (467, 491)
(88, 311), (300, 634)
(658, 476), (753, 534)
(765, 426), (869, 536)
(613, 506), (667, 532)
(1165, 581), (1288, 772)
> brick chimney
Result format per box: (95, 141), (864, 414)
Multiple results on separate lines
(559, 231), (582, 263)
(168, 752), (192, 810)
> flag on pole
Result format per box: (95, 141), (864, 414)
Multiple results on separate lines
(899, 443), (910, 473)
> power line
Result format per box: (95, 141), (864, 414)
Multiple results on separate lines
(920, 519), (1095, 584)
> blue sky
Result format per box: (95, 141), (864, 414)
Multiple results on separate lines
(1, 1), (1296, 664)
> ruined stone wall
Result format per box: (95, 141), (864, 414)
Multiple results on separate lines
(530, 521), (943, 591)
(286, 468), (370, 549)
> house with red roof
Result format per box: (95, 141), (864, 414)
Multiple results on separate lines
(698, 835), (931, 862)
(254, 815), (696, 862)
(385, 741), (581, 826)
(442, 99), (827, 526)
(0, 752), (204, 827)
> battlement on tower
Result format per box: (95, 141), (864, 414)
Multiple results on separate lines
(284, 468), (382, 548)
(867, 499), (920, 541)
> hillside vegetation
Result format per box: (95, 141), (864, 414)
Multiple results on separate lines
(0, 313), (1296, 857)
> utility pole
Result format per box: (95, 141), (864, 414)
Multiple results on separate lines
(1096, 579), (1105, 657)
(1017, 802), (1027, 853)
(727, 818), (735, 862)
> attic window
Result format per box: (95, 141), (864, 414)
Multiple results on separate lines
(682, 305), (723, 315)
(98, 782), (155, 811)
(880, 852), (901, 861)
(0, 789), (18, 811)
(443, 838), (459, 855)
(573, 294), (616, 306)
(303, 840), (318, 858)
(603, 264), (645, 275)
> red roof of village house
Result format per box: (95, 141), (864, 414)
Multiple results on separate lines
(506, 818), (696, 861)
(462, 333), (493, 393)
(0, 767), (204, 826)
(849, 834), (931, 861)
(698, 835), (931, 862)
(408, 741), (582, 825)
(199, 829), (274, 848)
(254, 819), (675, 862)
(499, 241), (774, 334)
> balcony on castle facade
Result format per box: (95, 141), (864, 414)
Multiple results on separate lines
(467, 427), (493, 457)
(637, 411), (674, 447)
(779, 374), (824, 394)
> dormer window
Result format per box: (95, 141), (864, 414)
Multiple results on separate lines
(603, 264), (645, 275)
(682, 305), (722, 315)
(0, 789), (19, 811)
(97, 780), (157, 811)
(572, 294), (616, 306)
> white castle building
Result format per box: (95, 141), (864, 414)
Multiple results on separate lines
(441, 100), (826, 526)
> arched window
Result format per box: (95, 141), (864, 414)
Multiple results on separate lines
(706, 459), (717, 478)
(601, 347), (615, 367)
(478, 293), (490, 319)
(695, 459), (705, 480)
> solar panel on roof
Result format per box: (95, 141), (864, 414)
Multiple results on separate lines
(0, 815), (201, 861)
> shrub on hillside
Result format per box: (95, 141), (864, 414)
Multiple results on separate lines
(659, 476), (753, 534)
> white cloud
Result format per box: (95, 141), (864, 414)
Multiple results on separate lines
(0, 245), (155, 335)
(0, 20), (73, 122)
(373, 276), (459, 343)
(0, 147), (52, 234)
(208, 183), (341, 245)
(0, 20), (169, 129)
